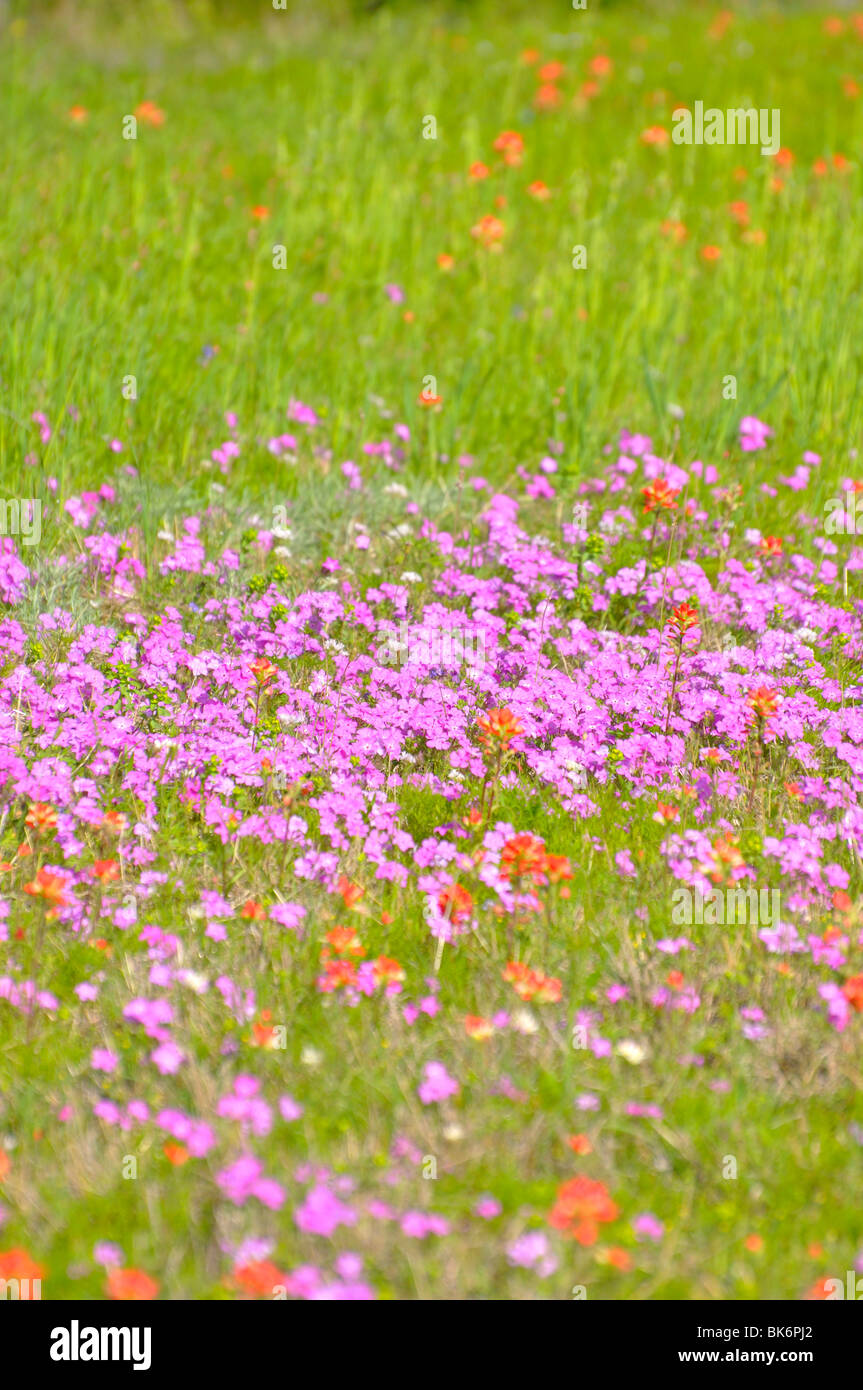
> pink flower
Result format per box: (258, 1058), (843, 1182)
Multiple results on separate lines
(90, 1048), (118, 1073)
(295, 1185), (357, 1236)
(150, 1042), (184, 1075)
(417, 1061), (459, 1105)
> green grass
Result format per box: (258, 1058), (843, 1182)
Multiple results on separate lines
(2, 0), (862, 501)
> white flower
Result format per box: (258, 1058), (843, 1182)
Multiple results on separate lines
(400, 571), (422, 584)
(301, 1045), (323, 1067)
(617, 1040), (646, 1065)
(512, 1008), (539, 1035)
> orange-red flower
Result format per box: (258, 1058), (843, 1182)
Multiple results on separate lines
(543, 853), (572, 885)
(317, 958), (358, 991)
(0, 1248), (45, 1286)
(437, 883), (474, 925)
(22, 867), (68, 909)
(106, 1267), (159, 1300)
(372, 955), (405, 986)
(251, 205), (270, 220)
(492, 130), (524, 165)
(527, 180), (551, 200)
(567, 1133), (593, 1155)
(503, 960), (562, 1003)
(470, 214), (505, 249)
(468, 161), (490, 180)
(476, 706), (523, 750)
(249, 656), (277, 686)
(230, 1259), (285, 1297)
(163, 1142), (189, 1165)
(102, 810), (128, 834)
(534, 84), (561, 110)
(500, 833), (547, 884)
(337, 875), (364, 910)
(68, 105), (88, 123)
(251, 1017), (283, 1049)
(758, 534), (783, 558)
(667, 602), (699, 638)
(134, 101), (165, 127)
(240, 900), (266, 920)
(548, 1175), (620, 1244)
(700, 244), (722, 262)
(640, 125), (669, 146)
(323, 925), (365, 958)
(464, 1014), (494, 1040)
(599, 1245), (633, 1271)
(642, 478), (680, 513)
(842, 975), (863, 1011)
(92, 859), (120, 883)
(25, 802), (57, 832)
(805, 1275), (838, 1300)
(747, 686), (780, 721)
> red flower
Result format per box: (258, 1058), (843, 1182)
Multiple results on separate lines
(0, 1248), (45, 1284)
(323, 925), (365, 958)
(230, 1259), (285, 1297)
(758, 534), (783, 557)
(22, 868), (69, 909)
(641, 478), (679, 513)
(25, 802), (57, 832)
(337, 875), (364, 910)
(841, 975), (863, 1012)
(464, 1014), (494, 1040)
(92, 859), (120, 883)
(503, 960), (562, 1003)
(106, 1267), (159, 1300)
(548, 1176), (620, 1245)
(667, 602), (699, 638)
(500, 833), (547, 884)
(249, 657), (277, 686)
(747, 686), (780, 720)
(372, 956), (405, 986)
(492, 130), (524, 165)
(476, 706), (523, 750)
(470, 214), (505, 249)
(437, 883), (474, 925)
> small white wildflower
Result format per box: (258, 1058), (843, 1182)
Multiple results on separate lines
(617, 1040), (646, 1065)
(511, 1008), (539, 1036)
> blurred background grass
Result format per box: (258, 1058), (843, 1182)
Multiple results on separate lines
(2, 0), (861, 501)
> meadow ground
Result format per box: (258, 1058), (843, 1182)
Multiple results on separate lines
(1, 0), (863, 1301)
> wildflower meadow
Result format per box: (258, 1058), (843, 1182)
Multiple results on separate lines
(2, 0), (863, 1334)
